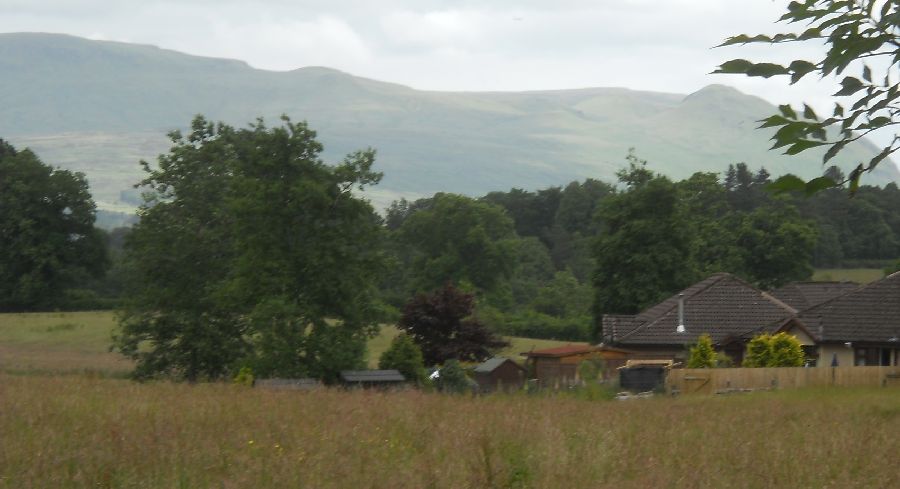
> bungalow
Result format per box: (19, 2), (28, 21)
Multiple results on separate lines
(602, 273), (797, 365)
(602, 272), (900, 367)
(774, 272), (900, 367)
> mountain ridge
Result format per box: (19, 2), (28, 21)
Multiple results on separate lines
(1, 32), (897, 211)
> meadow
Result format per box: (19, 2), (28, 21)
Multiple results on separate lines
(2, 311), (898, 488)
(0, 312), (582, 374)
(811, 268), (885, 283)
(1, 375), (898, 488)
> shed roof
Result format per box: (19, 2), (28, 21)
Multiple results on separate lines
(340, 370), (406, 383)
(606, 273), (797, 346)
(473, 357), (525, 373)
(770, 281), (859, 310)
(790, 271), (900, 343)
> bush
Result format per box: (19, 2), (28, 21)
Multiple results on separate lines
(435, 359), (473, 394)
(378, 333), (426, 384)
(743, 332), (805, 367)
(687, 334), (717, 368)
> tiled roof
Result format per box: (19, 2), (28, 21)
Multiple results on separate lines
(340, 370), (406, 383)
(609, 273), (796, 346)
(770, 281), (859, 310)
(473, 357), (524, 373)
(793, 272), (900, 343)
(521, 344), (594, 358)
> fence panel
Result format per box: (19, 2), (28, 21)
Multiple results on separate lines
(666, 366), (900, 394)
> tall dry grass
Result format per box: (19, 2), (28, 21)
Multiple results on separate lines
(1, 374), (897, 488)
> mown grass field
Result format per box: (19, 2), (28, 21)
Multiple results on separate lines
(1, 375), (898, 488)
(812, 268), (884, 283)
(0, 312), (581, 374)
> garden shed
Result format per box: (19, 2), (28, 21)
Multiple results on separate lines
(472, 357), (525, 393)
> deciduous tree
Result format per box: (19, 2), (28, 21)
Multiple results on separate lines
(0, 140), (108, 311)
(115, 116), (385, 382)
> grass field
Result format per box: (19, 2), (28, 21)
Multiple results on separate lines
(812, 268), (885, 283)
(1, 375), (897, 488)
(0, 312), (580, 374)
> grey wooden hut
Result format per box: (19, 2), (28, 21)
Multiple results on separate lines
(340, 369), (406, 389)
(472, 357), (525, 393)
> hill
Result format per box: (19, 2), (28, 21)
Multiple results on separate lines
(2, 32), (898, 212)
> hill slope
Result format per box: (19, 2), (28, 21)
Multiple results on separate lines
(2, 32), (897, 211)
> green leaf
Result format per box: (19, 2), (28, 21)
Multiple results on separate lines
(802, 104), (818, 121)
(778, 104), (798, 119)
(767, 175), (806, 194)
(834, 76), (865, 96)
(789, 60), (817, 84)
(833, 103), (844, 117)
(804, 177), (836, 196)
(713, 59), (753, 74)
(785, 139), (827, 155)
(862, 65), (872, 82)
(746, 62), (790, 78)
(823, 141), (848, 164)
(758, 115), (792, 128)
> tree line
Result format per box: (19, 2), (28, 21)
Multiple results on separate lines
(3, 117), (899, 382)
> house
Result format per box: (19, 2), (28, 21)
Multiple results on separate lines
(602, 271), (900, 368)
(339, 369), (406, 388)
(521, 344), (633, 386)
(471, 357), (526, 393)
(775, 272), (900, 367)
(602, 273), (797, 365)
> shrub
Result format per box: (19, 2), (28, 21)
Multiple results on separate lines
(743, 332), (805, 367)
(577, 360), (599, 383)
(687, 334), (717, 368)
(233, 366), (254, 386)
(378, 333), (426, 384)
(436, 359), (473, 394)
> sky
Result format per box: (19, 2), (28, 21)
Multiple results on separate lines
(0, 0), (891, 146)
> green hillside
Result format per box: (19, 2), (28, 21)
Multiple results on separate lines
(2, 32), (898, 212)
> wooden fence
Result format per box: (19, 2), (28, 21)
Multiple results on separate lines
(667, 366), (900, 395)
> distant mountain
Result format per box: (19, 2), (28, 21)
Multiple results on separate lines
(2, 32), (898, 212)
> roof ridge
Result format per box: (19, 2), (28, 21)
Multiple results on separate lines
(796, 275), (879, 314)
(759, 290), (798, 315)
(618, 273), (733, 341)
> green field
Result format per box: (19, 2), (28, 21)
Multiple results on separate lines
(812, 268), (885, 283)
(0, 312), (580, 375)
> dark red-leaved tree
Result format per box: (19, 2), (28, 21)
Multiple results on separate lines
(398, 283), (509, 366)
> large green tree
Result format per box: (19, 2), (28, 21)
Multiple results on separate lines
(716, 0), (900, 192)
(0, 140), (107, 311)
(114, 116), (385, 382)
(397, 193), (518, 295)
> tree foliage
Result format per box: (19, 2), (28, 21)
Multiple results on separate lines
(715, 0), (900, 192)
(378, 333), (426, 384)
(0, 139), (108, 312)
(397, 283), (509, 366)
(114, 116), (385, 382)
(687, 334), (719, 368)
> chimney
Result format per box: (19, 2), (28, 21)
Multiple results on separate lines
(676, 293), (686, 334)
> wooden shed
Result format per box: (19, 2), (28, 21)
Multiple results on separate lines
(472, 357), (526, 393)
(522, 344), (634, 387)
(340, 370), (406, 389)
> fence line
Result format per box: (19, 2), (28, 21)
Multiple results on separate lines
(666, 366), (900, 395)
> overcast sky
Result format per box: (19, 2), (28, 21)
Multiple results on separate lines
(1, 0), (885, 144)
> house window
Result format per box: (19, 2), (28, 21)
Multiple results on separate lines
(855, 348), (884, 366)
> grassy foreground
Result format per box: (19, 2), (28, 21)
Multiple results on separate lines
(1, 375), (897, 488)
